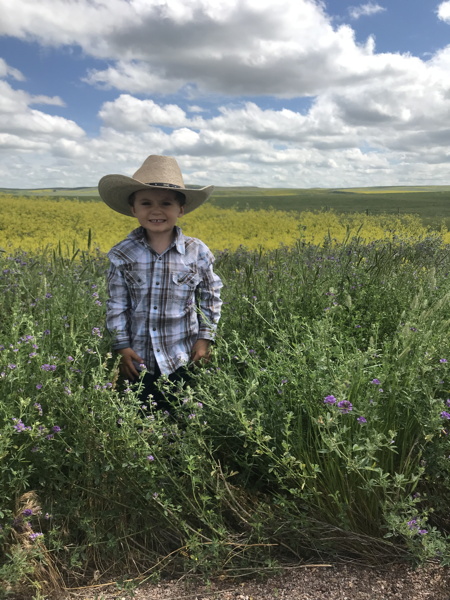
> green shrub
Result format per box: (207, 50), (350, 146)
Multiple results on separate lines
(1, 236), (450, 597)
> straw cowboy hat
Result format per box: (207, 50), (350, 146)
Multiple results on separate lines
(98, 155), (214, 216)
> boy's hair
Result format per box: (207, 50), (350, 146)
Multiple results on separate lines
(128, 190), (186, 207)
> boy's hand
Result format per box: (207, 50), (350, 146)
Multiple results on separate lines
(190, 339), (212, 365)
(118, 347), (144, 380)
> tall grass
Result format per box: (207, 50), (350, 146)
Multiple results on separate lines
(1, 233), (450, 598)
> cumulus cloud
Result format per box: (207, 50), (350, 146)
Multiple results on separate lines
(1, 0), (450, 188)
(0, 62), (87, 187)
(84, 61), (185, 95)
(437, 1), (450, 23)
(0, 79), (81, 136)
(348, 3), (386, 20)
(0, 0), (383, 97)
(98, 95), (194, 130)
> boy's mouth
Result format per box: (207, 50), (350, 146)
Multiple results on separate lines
(149, 219), (166, 223)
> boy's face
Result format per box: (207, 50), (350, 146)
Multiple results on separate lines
(131, 188), (184, 240)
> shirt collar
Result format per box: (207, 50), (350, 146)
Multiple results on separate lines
(129, 226), (186, 255)
(174, 226), (186, 255)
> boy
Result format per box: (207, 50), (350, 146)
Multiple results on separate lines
(98, 155), (222, 409)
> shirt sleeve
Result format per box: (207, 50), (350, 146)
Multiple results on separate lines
(196, 251), (223, 340)
(106, 259), (132, 350)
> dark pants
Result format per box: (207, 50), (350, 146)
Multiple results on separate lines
(134, 364), (192, 415)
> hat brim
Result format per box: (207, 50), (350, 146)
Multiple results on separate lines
(98, 174), (214, 217)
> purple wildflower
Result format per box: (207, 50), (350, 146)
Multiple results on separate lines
(40, 364), (56, 371)
(36, 384), (43, 390)
(371, 378), (381, 385)
(337, 400), (353, 414)
(22, 509), (33, 516)
(324, 395), (337, 404)
(52, 426), (62, 433)
(29, 532), (44, 541)
(440, 359), (448, 363)
(12, 418), (30, 432)
(34, 403), (43, 416)
(357, 416), (367, 423)
(147, 455), (155, 461)
(440, 411), (450, 420)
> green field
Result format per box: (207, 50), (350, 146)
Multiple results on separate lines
(3, 185), (450, 226)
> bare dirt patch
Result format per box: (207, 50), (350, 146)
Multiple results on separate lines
(68, 562), (450, 600)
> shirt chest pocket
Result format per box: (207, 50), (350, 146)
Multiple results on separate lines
(121, 266), (147, 306)
(170, 270), (201, 307)
(122, 268), (146, 288)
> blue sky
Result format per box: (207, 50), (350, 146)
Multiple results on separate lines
(1, 0), (450, 189)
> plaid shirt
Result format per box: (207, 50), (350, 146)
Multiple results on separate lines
(106, 226), (222, 375)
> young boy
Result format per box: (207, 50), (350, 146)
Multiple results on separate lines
(98, 155), (222, 409)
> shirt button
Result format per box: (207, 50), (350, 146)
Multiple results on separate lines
(156, 349), (160, 352)
(158, 257), (162, 260)
(153, 306), (157, 310)
(152, 327), (156, 331)
(156, 282), (160, 285)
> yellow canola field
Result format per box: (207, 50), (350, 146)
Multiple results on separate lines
(0, 194), (448, 255)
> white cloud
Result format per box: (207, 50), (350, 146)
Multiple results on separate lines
(0, 0), (383, 97)
(437, 1), (450, 23)
(98, 95), (193, 131)
(0, 69), (86, 186)
(187, 105), (207, 114)
(0, 58), (25, 81)
(348, 3), (386, 20)
(84, 61), (185, 95)
(2, 0), (450, 188)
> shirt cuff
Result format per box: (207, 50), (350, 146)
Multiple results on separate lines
(198, 329), (216, 341)
(112, 341), (131, 351)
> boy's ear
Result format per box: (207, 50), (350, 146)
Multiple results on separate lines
(178, 205), (185, 217)
(130, 204), (137, 217)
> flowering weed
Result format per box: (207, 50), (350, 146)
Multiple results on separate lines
(2, 233), (450, 595)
